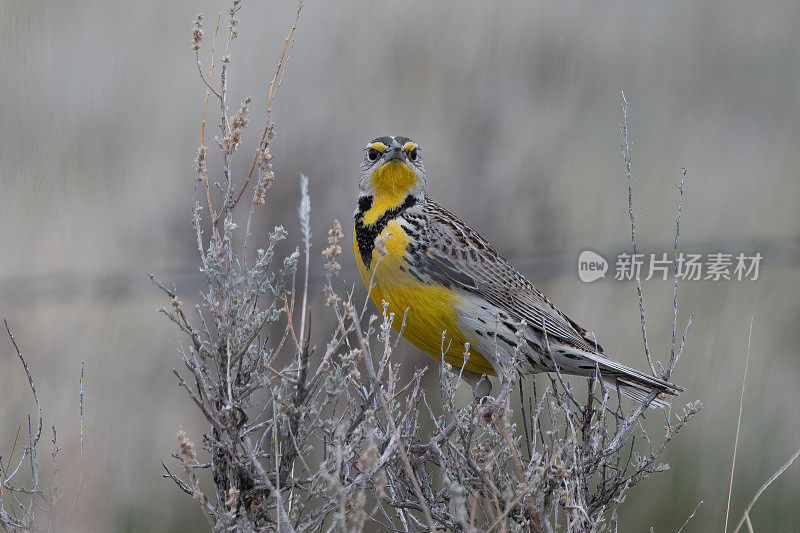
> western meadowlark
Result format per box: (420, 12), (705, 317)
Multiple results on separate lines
(353, 135), (682, 404)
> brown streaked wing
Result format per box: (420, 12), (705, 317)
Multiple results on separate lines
(419, 199), (600, 353)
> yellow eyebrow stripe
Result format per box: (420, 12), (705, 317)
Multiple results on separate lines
(370, 142), (388, 152)
(403, 142), (416, 152)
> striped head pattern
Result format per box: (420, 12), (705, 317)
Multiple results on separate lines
(358, 136), (427, 204)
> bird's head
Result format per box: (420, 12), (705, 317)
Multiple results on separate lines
(358, 135), (426, 201)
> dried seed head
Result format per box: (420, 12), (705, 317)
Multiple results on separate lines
(342, 301), (354, 317)
(230, 103), (248, 131)
(374, 233), (389, 257)
(177, 428), (197, 467)
(323, 244), (342, 269)
(195, 145), (207, 181)
(222, 101), (249, 155)
(324, 286), (340, 307)
(259, 144), (273, 169)
(228, 8), (239, 40)
(254, 144), (275, 205)
(254, 171), (274, 205)
(327, 260), (342, 276)
(323, 245), (342, 261)
(328, 219), (343, 244)
(191, 14), (204, 50)
(322, 219), (344, 276)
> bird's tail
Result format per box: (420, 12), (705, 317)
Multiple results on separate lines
(571, 350), (684, 409)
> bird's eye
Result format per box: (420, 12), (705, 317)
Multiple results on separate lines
(367, 148), (380, 161)
(408, 148), (418, 161)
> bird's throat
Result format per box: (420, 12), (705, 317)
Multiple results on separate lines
(363, 162), (418, 225)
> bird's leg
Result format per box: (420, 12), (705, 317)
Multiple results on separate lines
(461, 369), (492, 400)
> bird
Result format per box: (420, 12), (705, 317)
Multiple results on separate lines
(353, 135), (682, 405)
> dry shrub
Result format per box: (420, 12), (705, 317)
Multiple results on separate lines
(154, 3), (701, 531)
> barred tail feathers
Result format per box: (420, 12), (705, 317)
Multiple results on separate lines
(566, 349), (683, 408)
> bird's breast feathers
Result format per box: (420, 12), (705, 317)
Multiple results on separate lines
(353, 218), (496, 375)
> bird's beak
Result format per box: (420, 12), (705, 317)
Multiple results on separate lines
(384, 146), (406, 163)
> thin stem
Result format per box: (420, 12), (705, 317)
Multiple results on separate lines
(725, 318), (754, 533)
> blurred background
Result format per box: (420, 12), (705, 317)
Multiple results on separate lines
(2, 0), (799, 530)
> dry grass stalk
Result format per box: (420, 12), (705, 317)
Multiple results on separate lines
(1, 321), (84, 532)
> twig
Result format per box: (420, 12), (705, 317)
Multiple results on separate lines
(619, 91), (656, 376)
(676, 500), (703, 533)
(67, 362), (85, 523)
(4, 320), (42, 453)
(668, 169), (687, 378)
(725, 318), (754, 533)
(732, 447), (800, 533)
(235, 2), (303, 207)
(197, 14), (222, 231)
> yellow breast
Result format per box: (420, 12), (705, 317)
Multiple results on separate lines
(353, 220), (495, 375)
